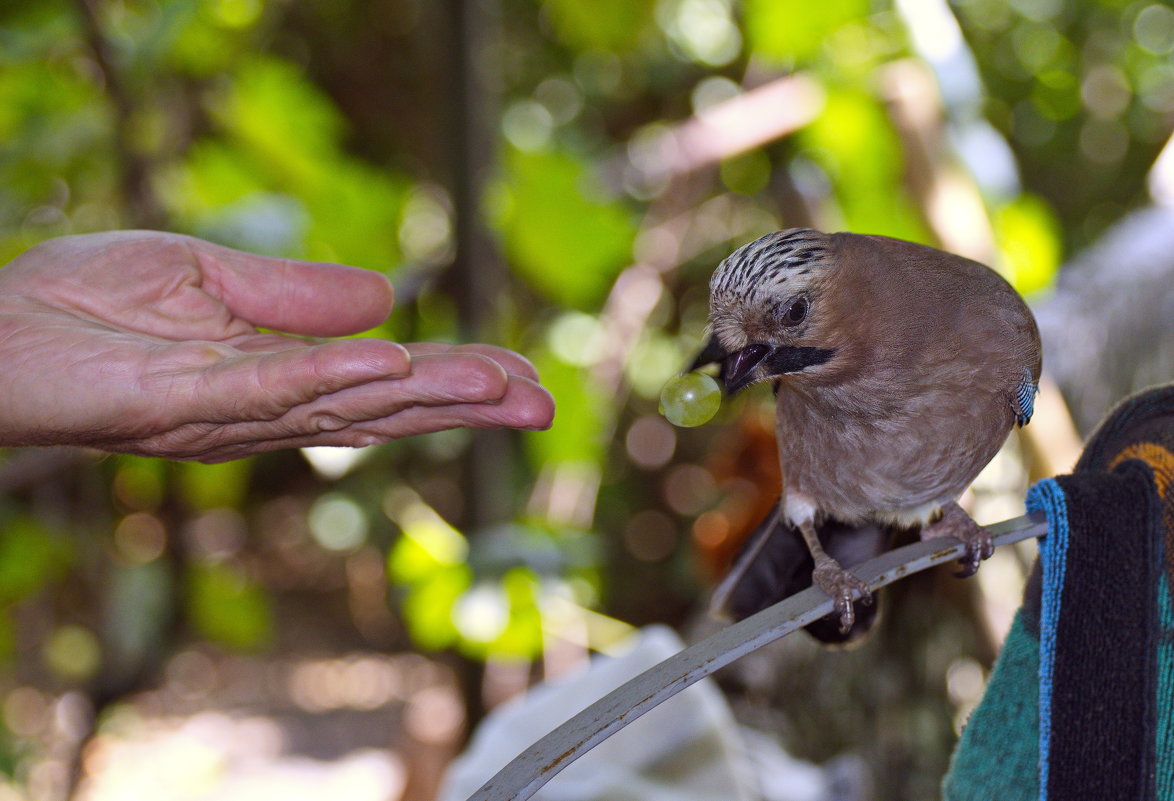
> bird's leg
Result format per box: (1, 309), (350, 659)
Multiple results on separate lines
(797, 519), (872, 633)
(918, 501), (994, 577)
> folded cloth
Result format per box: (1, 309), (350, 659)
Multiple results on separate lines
(943, 384), (1174, 801)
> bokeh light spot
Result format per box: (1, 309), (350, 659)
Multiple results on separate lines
(502, 100), (554, 151)
(211, 0), (263, 29)
(625, 415), (677, 470)
(663, 464), (718, 515)
(308, 493), (369, 551)
(114, 512), (167, 565)
(1135, 4), (1174, 55)
(622, 509), (678, 562)
(44, 626), (101, 681)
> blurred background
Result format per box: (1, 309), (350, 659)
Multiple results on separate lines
(1, 0), (1172, 798)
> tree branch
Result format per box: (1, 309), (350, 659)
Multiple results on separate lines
(72, 0), (165, 228)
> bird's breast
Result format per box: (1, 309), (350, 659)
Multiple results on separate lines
(773, 376), (1014, 525)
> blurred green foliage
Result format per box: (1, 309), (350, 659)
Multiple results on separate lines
(0, 0), (1169, 796)
(746, 0), (872, 64)
(494, 146), (636, 308)
(186, 562), (274, 651)
(953, 0), (1174, 245)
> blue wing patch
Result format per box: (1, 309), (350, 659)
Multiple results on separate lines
(1013, 369), (1038, 427)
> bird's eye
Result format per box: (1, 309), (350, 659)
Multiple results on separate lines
(780, 296), (809, 327)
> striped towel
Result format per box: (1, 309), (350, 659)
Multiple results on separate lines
(943, 383), (1174, 801)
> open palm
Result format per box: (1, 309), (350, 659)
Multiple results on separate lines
(0, 231), (553, 462)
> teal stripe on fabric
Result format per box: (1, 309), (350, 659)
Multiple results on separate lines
(1026, 478), (1069, 801)
(1158, 569), (1174, 800)
(940, 610), (1040, 801)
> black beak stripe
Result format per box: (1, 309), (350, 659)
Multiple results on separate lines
(687, 338), (836, 395)
(765, 346), (835, 375)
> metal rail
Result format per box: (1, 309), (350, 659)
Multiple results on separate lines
(465, 512), (1049, 801)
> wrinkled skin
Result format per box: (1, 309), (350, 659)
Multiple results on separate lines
(0, 231), (555, 462)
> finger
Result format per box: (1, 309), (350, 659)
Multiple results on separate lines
(404, 342), (541, 382)
(150, 338), (412, 425)
(451, 344), (541, 382)
(191, 239), (395, 337)
(367, 375), (555, 432)
(271, 351), (515, 434)
(328, 375), (553, 442)
(227, 332), (320, 354)
(145, 376), (555, 462)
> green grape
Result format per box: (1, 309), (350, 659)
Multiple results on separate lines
(659, 371), (722, 427)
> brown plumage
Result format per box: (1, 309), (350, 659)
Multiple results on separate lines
(698, 229), (1042, 635)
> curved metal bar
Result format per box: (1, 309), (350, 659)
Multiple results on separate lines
(465, 512), (1049, 801)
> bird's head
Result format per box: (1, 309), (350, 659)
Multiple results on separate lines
(692, 228), (847, 394)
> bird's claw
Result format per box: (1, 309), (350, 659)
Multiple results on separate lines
(953, 529), (994, 578)
(812, 560), (872, 634)
(921, 501), (994, 578)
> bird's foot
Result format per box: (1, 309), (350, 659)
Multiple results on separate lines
(920, 501), (994, 578)
(811, 556), (872, 634)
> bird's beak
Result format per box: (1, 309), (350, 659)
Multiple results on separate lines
(719, 344), (771, 393)
(687, 337), (730, 373)
(690, 337), (837, 394)
(689, 338), (770, 395)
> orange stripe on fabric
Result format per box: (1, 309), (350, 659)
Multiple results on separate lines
(1111, 443), (1174, 594)
(1111, 443), (1174, 498)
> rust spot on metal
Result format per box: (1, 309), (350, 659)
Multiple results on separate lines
(547, 745), (578, 772)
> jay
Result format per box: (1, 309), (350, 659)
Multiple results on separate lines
(695, 229), (1042, 637)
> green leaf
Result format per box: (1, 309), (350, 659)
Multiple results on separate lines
(388, 509), (472, 651)
(524, 354), (610, 468)
(159, 140), (267, 222)
(992, 194), (1061, 296)
(211, 56), (345, 190)
(744, 0), (871, 64)
(186, 562), (274, 651)
(165, 55), (408, 268)
(0, 516), (72, 605)
(175, 459), (253, 511)
(161, 0), (266, 77)
(493, 146), (635, 309)
(487, 568), (544, 660)
(451, 569), (544, 661)
(540, 0), (656, 52)
(301, 158), (407, 271)
(388, 517), (469, 584)
(399, 565), (471, 651)
(798, 87), (929, 241)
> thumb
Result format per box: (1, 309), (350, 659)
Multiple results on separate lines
(194, 240), (395, 337)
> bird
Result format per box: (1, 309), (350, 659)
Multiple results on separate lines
(694, 228), (1042, 636)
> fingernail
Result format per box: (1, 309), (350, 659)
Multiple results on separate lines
(390, 344), (413, 377)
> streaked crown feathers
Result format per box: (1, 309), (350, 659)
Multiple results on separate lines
(708, 229), (829, 349)
(710, 228), (829, 302)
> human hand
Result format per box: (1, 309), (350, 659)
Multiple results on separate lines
(0, 231), (554, 462)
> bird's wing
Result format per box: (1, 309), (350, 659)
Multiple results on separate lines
(1013, 367), (1039, 427)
